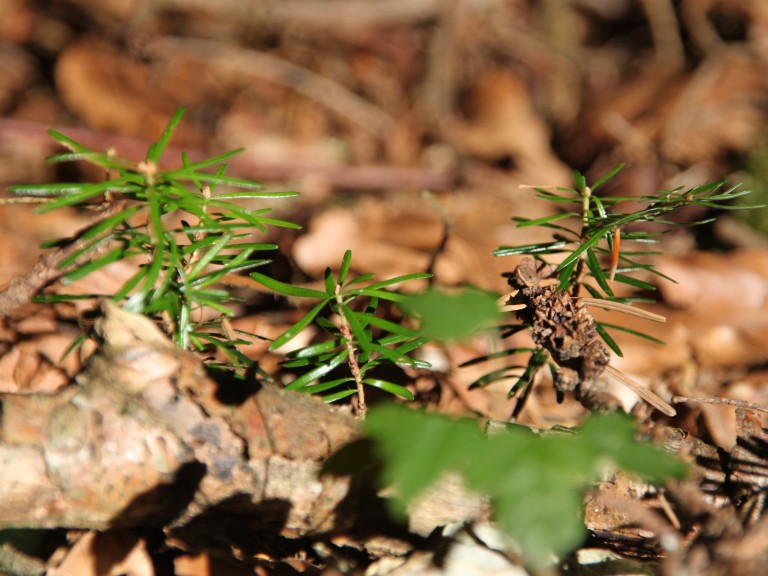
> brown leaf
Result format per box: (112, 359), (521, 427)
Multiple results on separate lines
(50, 530), (154, 576)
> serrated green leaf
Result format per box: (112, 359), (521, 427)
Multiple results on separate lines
(365, 405), (484, 515)
(365, 406), (685, 568)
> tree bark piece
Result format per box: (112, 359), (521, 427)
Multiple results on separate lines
(0, 302), (358, 535)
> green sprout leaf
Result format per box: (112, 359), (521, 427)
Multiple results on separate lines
(364, 405), (686, 568)
(400, 288), (501, 341)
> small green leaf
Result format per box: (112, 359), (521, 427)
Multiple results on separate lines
(340, 303), (373, 351)
(270, 301), (328, 350)
(355, 312), (421, 338)
(598, 322), (665, 345)
(46, 129), (96, 154)
(366, 340), (424, 367)
(612, 273), (656, 291)
(363, 379), (414, 400)
(61, 244), (131, 282)
(186, 232), (234, 279)
(344, 272), (376, 286)
(586, 248), (614, 298)
(558, 230), (605, 271)
(338, 250), (353, 284)
(595, 323), (623, 357)
(400, 289), (500, 341)
(363, 272), (432, 291)
(516, 212), (578, 227)
(179, 148), (245, 171)
(590, 163), (624, 191)
(324, 267), (337, 296)
(322, 388), (359, 402)
(303, 377), (355, 395)
(147, 107), (186, 163)
(493, 241), (568, 257)
(285, 349), (348, 390)
(250, 272), (327, 299)
(78, 205), (144, 241)
(573, 170), (587, 192)
(288, 339), (342, 360)
(347, 288), (407, 303)
(33, 293), (98, 303)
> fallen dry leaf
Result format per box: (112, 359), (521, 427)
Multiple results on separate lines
(50, 530), (154, 576)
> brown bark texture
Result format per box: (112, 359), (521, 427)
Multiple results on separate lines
(0, 301), (359, 536)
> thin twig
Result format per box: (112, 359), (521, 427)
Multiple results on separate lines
(605, 365), (676, 417)
(335, 284), (366, 418)
(0, 202), (126, 317)
(672, 395), (768, 414)
(657, 488), (681, 531)
(580, 297), (667, 323)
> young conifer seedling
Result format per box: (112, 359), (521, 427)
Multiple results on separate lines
(8, 108), (433, 408)
(474, 165), (757, 417)
(8, 108), (300, 376)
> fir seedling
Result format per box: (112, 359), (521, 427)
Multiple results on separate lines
(9, 108), (299, 375)
(473, 165), (757, 415)
(251, 250), (431, 417)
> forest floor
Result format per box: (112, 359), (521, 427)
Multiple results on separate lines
(3, 1), (768, 575)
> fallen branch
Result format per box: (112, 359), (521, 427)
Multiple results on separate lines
(0, 302), (358, 535)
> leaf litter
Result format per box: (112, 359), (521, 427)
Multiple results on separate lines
(2, 1), (768, 574)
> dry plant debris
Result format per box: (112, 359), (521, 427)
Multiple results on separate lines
(2, 1), (768, 574)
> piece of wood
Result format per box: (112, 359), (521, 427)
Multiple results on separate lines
(0, 302), (359, 536)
